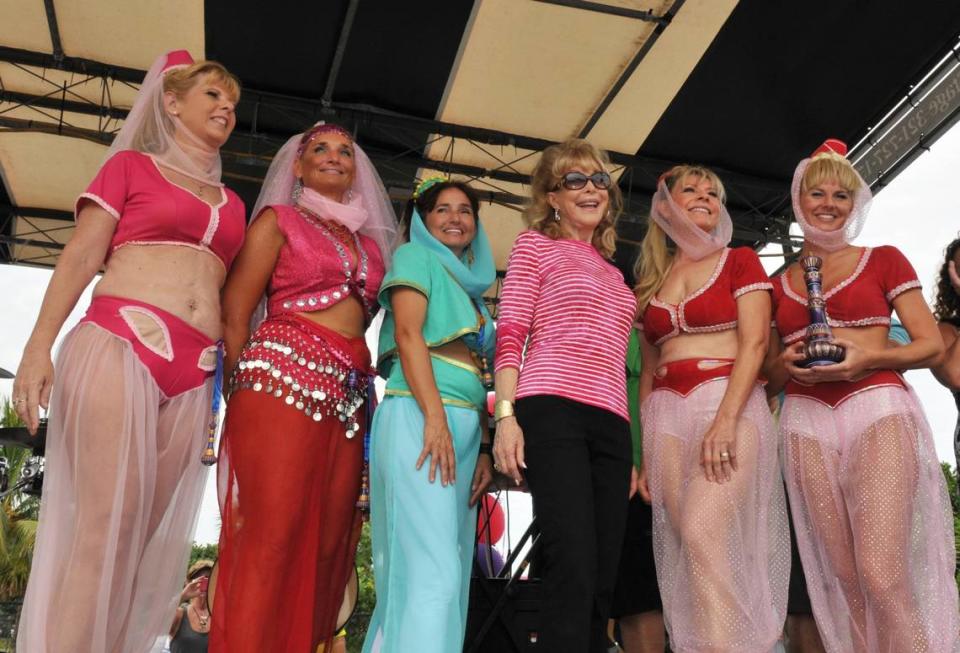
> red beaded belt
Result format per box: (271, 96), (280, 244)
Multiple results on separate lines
(229, 314), (371, 437)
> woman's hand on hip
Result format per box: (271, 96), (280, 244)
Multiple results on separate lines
(417, 414), (456, 486)
(493, 417), (526, 486)
(701, 414), (738, 483)
(12, 346), (54, 435)
(470, 453), (494, 506)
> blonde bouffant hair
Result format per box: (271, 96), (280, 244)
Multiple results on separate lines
(144, 60), (240, 156)
(164, 60), (241, 103)
(801, 151), (864, 194)
(633, 165), (727, 311)
(525, 139), (622, 260)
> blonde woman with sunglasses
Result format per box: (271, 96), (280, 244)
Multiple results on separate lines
(493, 139), (637, 653)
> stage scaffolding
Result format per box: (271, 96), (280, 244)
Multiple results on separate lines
(3, 33), (960, 272)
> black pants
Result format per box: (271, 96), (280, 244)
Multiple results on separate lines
(517, 395), (632, 653)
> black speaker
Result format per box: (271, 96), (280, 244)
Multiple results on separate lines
(464, 576), (542, 652)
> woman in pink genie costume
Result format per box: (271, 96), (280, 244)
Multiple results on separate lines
(768, 139), (959, 653)
(12, 50), (244, 653)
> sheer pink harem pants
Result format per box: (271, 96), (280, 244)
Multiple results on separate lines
(17, 318), (212, 653)
(643, 373), (789, 653)
(782, 382), (960, 653)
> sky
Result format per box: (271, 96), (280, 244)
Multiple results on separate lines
(2, 126), (959, 544)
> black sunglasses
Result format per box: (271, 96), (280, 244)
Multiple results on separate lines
(555, 171), (612, 191)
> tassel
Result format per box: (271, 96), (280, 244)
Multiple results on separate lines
(356, 456), (370, 519)
(474, 300), (494, 390)
(201, 341), (224, 466)
(356, 374), (378, 518)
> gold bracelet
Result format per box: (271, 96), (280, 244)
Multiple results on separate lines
(494, 399), (515, 422)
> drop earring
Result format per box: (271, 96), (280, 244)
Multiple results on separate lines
(292, 178), (303, 203)
(553, 208), (560, 222)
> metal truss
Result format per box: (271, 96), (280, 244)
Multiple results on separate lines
(532, 0), (670, 24)
(0, 45), (801, 271)
(0, 204), (72, 264)
(755, 32), (960, 275)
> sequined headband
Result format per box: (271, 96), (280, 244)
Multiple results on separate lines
(296, 123), (353, 158)
(412, 175), (447, 199)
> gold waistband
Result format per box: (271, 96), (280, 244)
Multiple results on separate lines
(383, 388), (480, 411)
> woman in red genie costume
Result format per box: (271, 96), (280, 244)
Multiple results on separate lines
(768, 139), (959, 653)
(210, 122), (397, 653)
(634, 164), (789, 653)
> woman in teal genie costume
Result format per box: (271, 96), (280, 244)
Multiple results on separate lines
(363, 178), (496, 653)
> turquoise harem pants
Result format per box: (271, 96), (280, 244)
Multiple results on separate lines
(362, 396), (482, 653)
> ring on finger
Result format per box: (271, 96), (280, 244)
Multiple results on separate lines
(719, 451), (730, 460)
(493, 463), (502, 472)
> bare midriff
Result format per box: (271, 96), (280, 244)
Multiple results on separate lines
(296, 296), (367, 339)
(824, 325), (890, 352)
(658, 330), (740, 365)
(299, 300), (477, 370)
(659, 324), (893, 368)
(430, 338), (477, 369)
(94, 244), (226, 338)
(291, 283), (480, 373)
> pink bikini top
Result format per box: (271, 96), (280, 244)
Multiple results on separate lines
(77, 150), (246, 269)
(640, 247), (772, 346)
(772, 246), (921, 344)
(265, 204), (385, 321)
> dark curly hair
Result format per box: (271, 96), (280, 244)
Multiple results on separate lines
(933, 236), (960, 323)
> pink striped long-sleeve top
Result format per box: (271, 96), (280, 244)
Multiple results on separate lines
(495, 230), (638, 420)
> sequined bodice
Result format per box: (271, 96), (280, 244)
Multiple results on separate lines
(267, 204), (385, 321)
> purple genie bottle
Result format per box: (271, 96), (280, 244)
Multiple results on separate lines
(800, 255), (845, 367)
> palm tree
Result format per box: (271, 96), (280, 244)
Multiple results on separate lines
(0, 397), (41, 646)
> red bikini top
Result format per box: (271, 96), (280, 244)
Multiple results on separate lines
(640, 247), (772, 346)
(77, 151), (246, 269)
(266, 204), (385, 321)
(772, 246), (921, 344)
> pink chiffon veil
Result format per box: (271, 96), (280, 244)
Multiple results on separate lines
(247, 125), (399, 329)
(790, 139), (872, 251)
(650, 178), (733, 261)
(104, 50), (224, 186)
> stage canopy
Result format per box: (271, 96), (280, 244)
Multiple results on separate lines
(3, 0), (960, 284)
